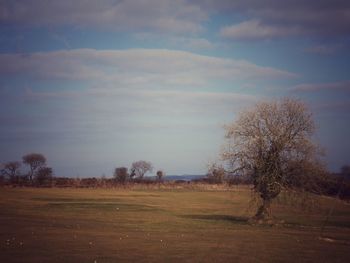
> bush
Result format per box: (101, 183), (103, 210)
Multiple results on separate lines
(35, 167), (53, 186)
(114, 167), (128, 184)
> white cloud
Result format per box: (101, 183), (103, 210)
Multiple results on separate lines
(220, 20), (301, 40)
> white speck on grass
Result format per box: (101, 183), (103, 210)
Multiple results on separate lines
(319, 237), (336, 243)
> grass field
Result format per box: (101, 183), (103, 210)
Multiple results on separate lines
(1, 186), (350, 262)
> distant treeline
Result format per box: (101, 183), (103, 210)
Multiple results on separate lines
(1, 153), (350, 200)
(1, 170), (349, 199)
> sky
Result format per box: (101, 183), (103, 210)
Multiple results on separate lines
(0, 0), (350, 177)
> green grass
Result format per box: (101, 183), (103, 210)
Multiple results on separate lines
(0, 187), (350, 262)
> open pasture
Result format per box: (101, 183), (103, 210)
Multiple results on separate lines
(0, 186), (350, 262)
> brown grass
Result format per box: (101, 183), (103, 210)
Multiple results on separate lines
(0, 187), (349, 262)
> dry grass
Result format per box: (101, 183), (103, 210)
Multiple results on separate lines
(0, 187), (349, 262)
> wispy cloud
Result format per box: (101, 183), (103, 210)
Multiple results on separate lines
(312, 100), (350, 113)
(168, 37), (215, 49)
(22, 86), (260, 116)
(291, 80), (350, 93)
(4, 1), (350, 40)
(214, 0), (350, 40)
(1, 0), (349, 175)
(0, 46), (295, 154)
(220, 20), (301, 40)
(0, 49), (297, 87)
(0, 0), (207, 34)
(304, 44), (343, 55)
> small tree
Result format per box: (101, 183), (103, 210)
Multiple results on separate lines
(114, 167), (129, 184)
(222, 98), (324, 220)
(36, 167), (53, 186)
(131, 161), (153, 179)
(207, 163), (226, 184)
(156, 170), (165, 182)
(1, 161), (21, 183)
(22, 153), (46, 182)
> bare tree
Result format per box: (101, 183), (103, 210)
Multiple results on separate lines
(222, 98), (324, 220)
(22, 153), (46, 182)
(156, 170), (165, 182)
(1, 161), (21, 182)
(131, 161), (153, 179)
(114, 167), (129, 184)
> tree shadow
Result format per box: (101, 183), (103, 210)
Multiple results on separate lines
(181, 214), (249, 225)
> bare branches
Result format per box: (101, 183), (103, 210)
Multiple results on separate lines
(22, 153), (46, 182)
(1, 161), (21, 178)
(222, 98), (323, 220)
(131, 161), (153, 179)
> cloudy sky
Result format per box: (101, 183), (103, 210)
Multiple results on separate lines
(1, 0), (349, 177)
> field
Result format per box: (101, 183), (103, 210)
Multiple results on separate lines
(1, 186), (350, 262)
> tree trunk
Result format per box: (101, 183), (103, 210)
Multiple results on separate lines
(254, 198), (271, 220)
(29, 167), (34, 184)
